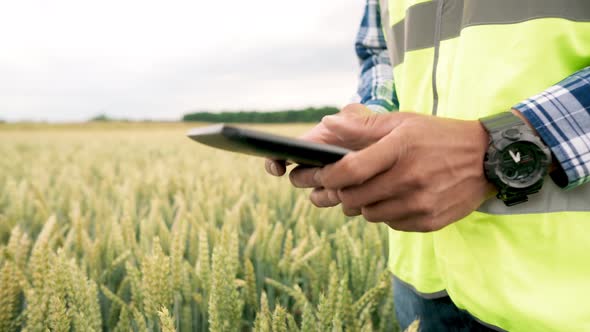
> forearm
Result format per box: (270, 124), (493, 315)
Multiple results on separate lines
(513, 66), (590, 189)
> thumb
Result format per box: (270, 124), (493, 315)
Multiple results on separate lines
(321, 112), (406, 143)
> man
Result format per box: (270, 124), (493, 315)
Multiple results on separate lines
(267, 0), (590, 330)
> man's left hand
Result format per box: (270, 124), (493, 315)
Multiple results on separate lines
(298, 112), (496, 232)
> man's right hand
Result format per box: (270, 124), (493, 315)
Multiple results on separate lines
(264, 103), (412, 208)
(264, 103), (381, 177)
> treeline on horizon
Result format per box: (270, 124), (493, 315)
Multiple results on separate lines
(182, 106), (339, 123)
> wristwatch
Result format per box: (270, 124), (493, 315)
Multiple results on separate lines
(479, 112), (552, 206)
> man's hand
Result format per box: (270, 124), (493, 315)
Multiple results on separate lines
(264, 104), (388, 177)
(265, 103), (414, 209)
(313, 112), (495, 232)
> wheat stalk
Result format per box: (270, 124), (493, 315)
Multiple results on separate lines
(158, 307), (176, 332)
(1, 124), (395, 331)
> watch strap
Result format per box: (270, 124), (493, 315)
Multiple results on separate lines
(480, 112), (525, 133)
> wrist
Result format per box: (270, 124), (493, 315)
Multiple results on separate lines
(471, 119), (491, 158)
(511, 108), (537, 134)
(470, 120), (497, 196)
(511, 108), (558, 173)
(479, 111), (552, 206)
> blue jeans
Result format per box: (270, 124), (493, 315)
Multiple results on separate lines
(393, 277), (499, 332)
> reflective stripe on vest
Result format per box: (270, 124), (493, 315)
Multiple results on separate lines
(388, 0), (590, 67)
(382, 0), (590, 330)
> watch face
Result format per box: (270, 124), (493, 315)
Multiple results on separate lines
(498, 141), (547, 188)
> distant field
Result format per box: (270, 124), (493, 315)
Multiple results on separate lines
(0, 121), (314, 132)
(0, 123), (396, 331)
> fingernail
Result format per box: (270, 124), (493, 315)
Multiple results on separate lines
(322, 115), (340, 124)
(313, 169), (321, 184)
(270, 162), (278, 176)
(327, 190), (339, 204)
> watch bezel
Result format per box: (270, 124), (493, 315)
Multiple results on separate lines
(485, 132), (551, 190)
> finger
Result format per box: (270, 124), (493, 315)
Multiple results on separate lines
(387, 180), (491, 232)
(381, 209), (439, 232)
(298, 123), (335, 145)
(321, 111), (385, 144)
(361, 198), (403, 224)
(299, 130), (324, 143)
(361, 198), (424, 230)
(309, 188), (341, 208)
(341, 103), (374, 115)
(297, 104), (380, 146)
(289, 166), (322, 188)
(361, 196), (437, 232)
(383, 218), (425, 232)
(337, 170), (411, 210)
(265, 159), (287, 176)
(342, 205), (361, 217)
(318, 131), (405, 190)
(322, 110), (416, 146)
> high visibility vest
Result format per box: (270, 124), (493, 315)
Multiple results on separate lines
(379, 0), (590, 330)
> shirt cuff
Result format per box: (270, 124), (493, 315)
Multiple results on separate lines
(514, 68), (590, 190)
(364, 99), (396, 114)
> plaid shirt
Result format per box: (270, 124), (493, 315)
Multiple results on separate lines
(515, 68), (590, 189)
(353, 0), (398, 114)
(354, 0), (590, 189)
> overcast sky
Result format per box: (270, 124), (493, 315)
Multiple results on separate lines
(0, 0), (365, 122)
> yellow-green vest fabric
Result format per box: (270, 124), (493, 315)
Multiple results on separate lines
(380, 0), (448, 299)
(382, 0), (590, 330)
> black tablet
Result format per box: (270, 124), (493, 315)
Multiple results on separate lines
(187, 124), (350, 166)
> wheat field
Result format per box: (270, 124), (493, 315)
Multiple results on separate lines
(0, 123), (399, 331)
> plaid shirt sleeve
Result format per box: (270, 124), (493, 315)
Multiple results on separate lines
(353, 0), (398, 114)
(515, 66), (590, 190)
